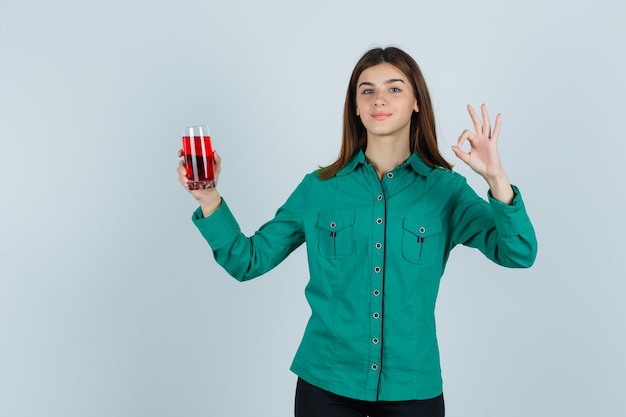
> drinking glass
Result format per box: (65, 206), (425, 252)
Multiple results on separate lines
(181, 125), (216, 190)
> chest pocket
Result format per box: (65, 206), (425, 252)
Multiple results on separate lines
(402, 216), (443, 264)
(317, 210), (356, 259)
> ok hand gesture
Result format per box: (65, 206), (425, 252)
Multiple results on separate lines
(452, 104), (513, 204)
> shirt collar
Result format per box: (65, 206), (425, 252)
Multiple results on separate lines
(336, 149), (436, 177)
(336, 150), (366, 176)
(406, 151), (437, 177)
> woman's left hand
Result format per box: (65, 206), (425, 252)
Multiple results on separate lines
(452, 104), (514, 204)
(452, 104), (504, 179)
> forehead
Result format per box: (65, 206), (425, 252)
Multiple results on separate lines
(357, 62), (408, 84)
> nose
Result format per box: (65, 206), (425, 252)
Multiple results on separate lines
(374, 91), (387, 106)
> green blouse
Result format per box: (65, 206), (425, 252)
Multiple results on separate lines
(192, 150), (537, 401)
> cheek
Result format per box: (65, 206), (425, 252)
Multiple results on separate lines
(355, 98), (368, 115)
(405, 99), (418, 113)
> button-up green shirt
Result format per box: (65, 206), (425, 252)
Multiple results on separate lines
(192, 150), (537, 402)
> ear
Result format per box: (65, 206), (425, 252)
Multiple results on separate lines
(414, 101), (419, 113)
(356, 108), (360, 116)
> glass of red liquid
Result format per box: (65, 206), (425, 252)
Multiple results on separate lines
(181, 125), (216, 190)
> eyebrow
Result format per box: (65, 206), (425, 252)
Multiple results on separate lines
(358, 79), (406, 88)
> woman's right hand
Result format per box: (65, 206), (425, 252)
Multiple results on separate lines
(177, 149), (223, 217)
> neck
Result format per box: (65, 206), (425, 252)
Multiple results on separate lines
(364, 136), (411, 180)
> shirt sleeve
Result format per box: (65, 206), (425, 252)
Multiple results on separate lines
(191, 175), (310, 281)
(450, 179), (538, 268)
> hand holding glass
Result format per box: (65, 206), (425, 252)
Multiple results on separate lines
(181, 125), (216, 190)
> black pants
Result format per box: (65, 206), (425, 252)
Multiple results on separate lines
(294, 378), (445, 417)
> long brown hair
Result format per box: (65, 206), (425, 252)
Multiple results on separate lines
(318, 46), (452, 180)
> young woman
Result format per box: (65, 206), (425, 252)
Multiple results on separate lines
(177, 46), (537, 417)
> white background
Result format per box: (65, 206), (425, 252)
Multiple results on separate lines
(1, 0), (625, 416)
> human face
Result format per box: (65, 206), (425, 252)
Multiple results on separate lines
(355, 62), (419, 142)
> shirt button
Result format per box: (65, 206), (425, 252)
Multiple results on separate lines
(376, 218), (383, 224)
(419, 226), (426, 233)
(373, 312), (380, 319)
(373, 290), (380, 296)
(375, 242), (382, 249)
(330, 222), (337, 229)
(372, 338), (379, 344)
(386, 172), (394, 179)
(374, 266), (381, 273)
(371, 364), (378, 371)
(377, 194), (383, 201)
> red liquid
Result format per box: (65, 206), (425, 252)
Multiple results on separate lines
(182, 135), (215, 189)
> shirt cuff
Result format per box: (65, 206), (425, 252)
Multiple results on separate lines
(191, 199), (241, 250)
(487, 185), (534, 236)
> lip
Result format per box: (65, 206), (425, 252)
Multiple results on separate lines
(372, 112), (392, 121)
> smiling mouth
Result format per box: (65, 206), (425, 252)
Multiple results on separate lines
(372, 113), (391, 121)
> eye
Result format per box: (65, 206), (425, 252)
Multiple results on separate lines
(390, 87), (401, 93)
(361, 88), (374, 95)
